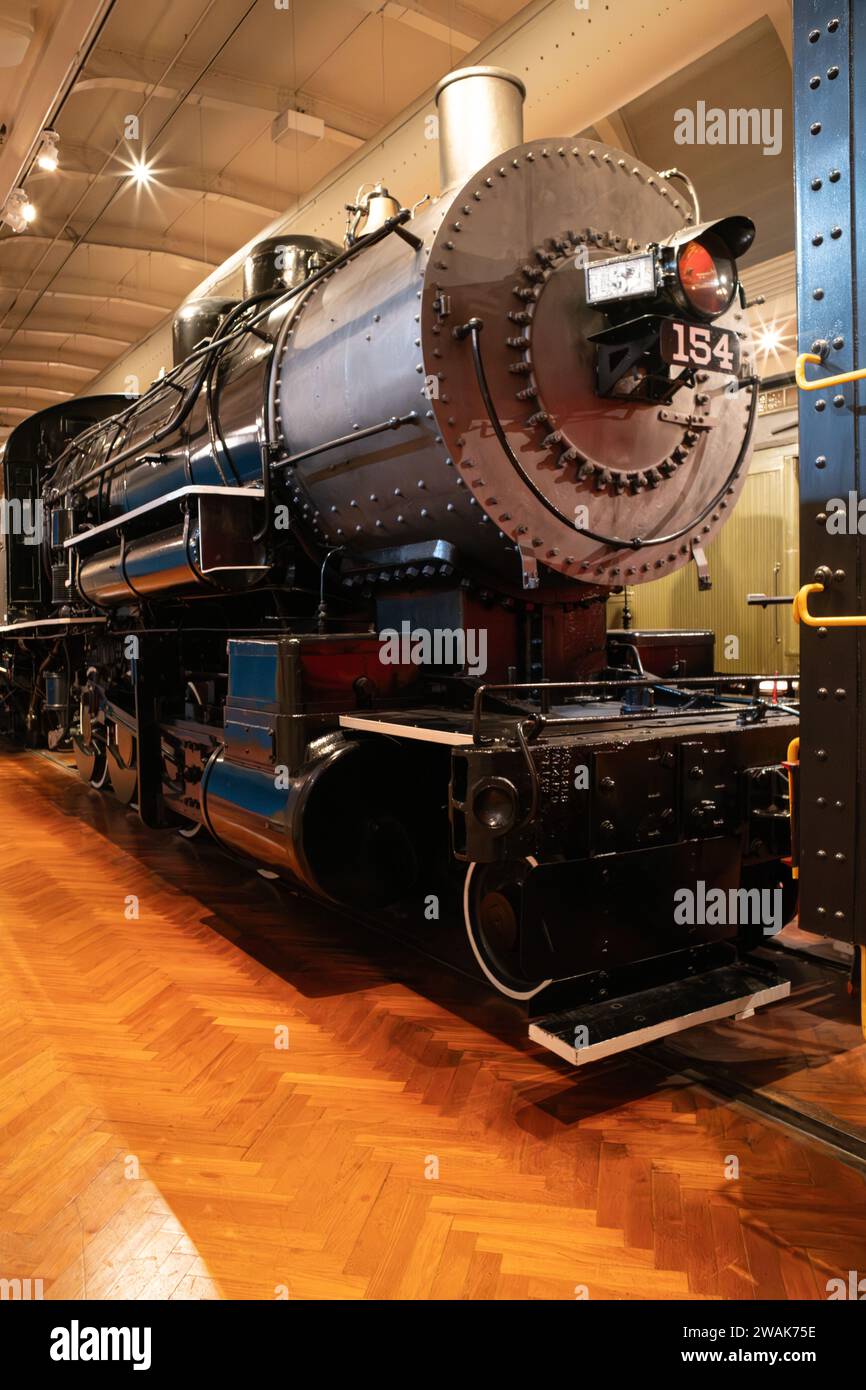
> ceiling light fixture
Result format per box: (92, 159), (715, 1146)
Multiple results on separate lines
(1, 189), (36, 233)
(129, 158), (153, 186)
(35, 129), (59, 172)
(753, 320), (792, 369)
(757, 325), (783, 354)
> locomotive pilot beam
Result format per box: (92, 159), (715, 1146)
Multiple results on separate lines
(0, 67), (797, 1063)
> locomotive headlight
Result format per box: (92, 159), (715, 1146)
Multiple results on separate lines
(587, 213), (754, 399)
(676, 233), (736, 317)
(664, 215), (756, 320)
(585, 215), (755, 323)
(586, 252), (656, 306)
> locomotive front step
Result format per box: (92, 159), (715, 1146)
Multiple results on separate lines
(528, 962), (790, 1066)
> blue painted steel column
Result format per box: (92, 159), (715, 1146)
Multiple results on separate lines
(793, 1), (863, 944)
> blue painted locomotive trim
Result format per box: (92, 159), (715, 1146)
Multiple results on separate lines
(793, 0), (861, 940)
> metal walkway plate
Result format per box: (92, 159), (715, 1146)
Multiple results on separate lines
(529, 963), (791, 1066)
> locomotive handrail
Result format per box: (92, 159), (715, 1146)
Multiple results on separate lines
(792, 580), (866, 626)
(47, 209), (421, 501)
(0, 616), (108, 636)
(785, 736), (800, 882)
(53, 290), (278, 497)
(795, 350), (866, 391)
(272, 412), (420, 470)
(456, 317), (759, 552)
(470, 675), (798, 743)
(43, 296), (271, 499)
(656, 167), (701, 222)
(204, 345), (242, 487)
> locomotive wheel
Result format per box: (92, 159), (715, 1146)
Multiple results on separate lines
(463, 858), (552, 1001)
(178, 822), (206, 841)
(106, 722), (138, 805)
(72, 701), (108, 788)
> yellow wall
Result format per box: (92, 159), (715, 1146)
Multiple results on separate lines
(608, 447), (799, 675)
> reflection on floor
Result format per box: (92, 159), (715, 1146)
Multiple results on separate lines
(664, 926), (866, 1144)
(1, 744), (865, 1300)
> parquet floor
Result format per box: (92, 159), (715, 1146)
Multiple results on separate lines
(1, 743), (865, 1300)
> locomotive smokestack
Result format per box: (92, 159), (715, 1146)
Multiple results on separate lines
(434, 66), (525, 192)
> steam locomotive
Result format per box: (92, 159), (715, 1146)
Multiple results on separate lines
(0, 68), (797, 1062)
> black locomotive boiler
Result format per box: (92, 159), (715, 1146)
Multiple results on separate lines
(0, 67), (797, 1062)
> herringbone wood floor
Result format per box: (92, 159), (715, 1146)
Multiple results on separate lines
(1, 744), (865, 1300)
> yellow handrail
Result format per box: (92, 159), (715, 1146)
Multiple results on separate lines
(792, 581), (866, 627)
(785, 737), (799, 882)
(795, 351), (866, 392)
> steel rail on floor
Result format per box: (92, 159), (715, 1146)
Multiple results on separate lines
(637, 1042), (866, 1175)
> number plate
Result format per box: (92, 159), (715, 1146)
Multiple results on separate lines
(659, 318), (740, 375)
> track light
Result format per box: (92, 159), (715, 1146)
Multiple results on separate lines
(130, 158), (153, 186)
(1, 189), (36, 234)
(35, 130), (59, 172)
(757, 326), (782, 354)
